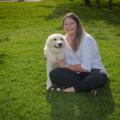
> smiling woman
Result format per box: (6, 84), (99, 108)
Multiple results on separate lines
(49, 12), (108, 95)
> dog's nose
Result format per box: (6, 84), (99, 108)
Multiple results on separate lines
(58, 43), (62, 47)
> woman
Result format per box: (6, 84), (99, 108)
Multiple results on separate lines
(49, 12), (108, 95)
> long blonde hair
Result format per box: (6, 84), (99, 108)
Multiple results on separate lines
(63, 12), (85, 52)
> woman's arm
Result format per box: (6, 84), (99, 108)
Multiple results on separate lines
(67, 64), (89, 72)
(57, 59), (88, 72)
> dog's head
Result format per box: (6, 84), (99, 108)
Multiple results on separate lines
(46, 33), (65, 52)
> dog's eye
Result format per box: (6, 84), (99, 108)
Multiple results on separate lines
(53, 38), (57, 41)
(60, 38), (63, 40)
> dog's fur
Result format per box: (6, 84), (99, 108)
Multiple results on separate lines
(44, 33), (66, 89)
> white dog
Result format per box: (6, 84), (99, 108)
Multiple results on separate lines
(44, 33), (66, 90)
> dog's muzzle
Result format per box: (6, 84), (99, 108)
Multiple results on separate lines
(58, 43), (62, 47)
(54, 42), (63, 48)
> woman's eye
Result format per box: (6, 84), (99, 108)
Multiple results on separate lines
(69, 22), (75, 25)
(64, 23), (68, 26)
(70, 22), (75, 25)
(64, 22), (75, 25)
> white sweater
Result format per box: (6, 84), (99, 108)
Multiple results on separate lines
(65, 32), (106, 73)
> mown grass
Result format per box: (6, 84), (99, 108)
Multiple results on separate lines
(0, 0), (120, 120)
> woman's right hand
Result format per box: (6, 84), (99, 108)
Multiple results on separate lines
(57, 58), (66, 68)
(68, 64), (88, 72)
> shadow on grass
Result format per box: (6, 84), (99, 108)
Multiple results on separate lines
(46, 79), (115, 120)
(0, 36), (10, 43)
(45, 1), (120, 27)
(0, 53), (6, 64)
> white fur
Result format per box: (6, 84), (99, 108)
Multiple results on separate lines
(44, 33), (66, 89)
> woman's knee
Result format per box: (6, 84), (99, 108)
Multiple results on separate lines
(49, 68), (62, 83)
(95, 72), (108, 87)
(101, 74), (108, 86)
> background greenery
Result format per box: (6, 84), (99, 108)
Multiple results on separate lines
(0, 0), (120, 120)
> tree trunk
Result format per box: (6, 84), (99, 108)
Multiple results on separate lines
(18, 0), (24, 2)
(96, 0), (100, 4)
(84, 0), (91, 6)
(96, 0), (100, 7)
(109, 0), (112, 9)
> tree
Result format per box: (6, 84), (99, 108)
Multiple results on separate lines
(84, 0), (91, 6)
(109, 0), (112, 9)
(18, 0), (24, 1)
(96, 0), (100, 5)
(83, 0), (112, 9)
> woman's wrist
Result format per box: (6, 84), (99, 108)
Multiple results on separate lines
(65, 64), (69, 68)
(66, 64), (82, 72)
(64, 64), (74, 70)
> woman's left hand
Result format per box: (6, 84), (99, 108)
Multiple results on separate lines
(68, 64), (88, 72)
(57, 58), (66, 68)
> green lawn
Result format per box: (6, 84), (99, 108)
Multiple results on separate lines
(0, 0), (120, 120)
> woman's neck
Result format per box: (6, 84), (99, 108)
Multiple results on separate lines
(67, 34), (75, 47)
(67, 34), (75, 42)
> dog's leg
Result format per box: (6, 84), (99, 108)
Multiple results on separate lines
(46, 61), (53, 90)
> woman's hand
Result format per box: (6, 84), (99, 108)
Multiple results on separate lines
(57, 58), (66, 68)
(68, 64), (80, 71)
(68, 64), (88, 72)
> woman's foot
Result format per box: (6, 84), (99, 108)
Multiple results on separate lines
(63, 87), (75, 93)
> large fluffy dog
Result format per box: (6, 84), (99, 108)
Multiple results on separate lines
(44, 33), (66, 89)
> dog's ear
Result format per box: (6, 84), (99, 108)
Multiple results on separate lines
(46, 34), (52, 42)
(44, 55), (47, 60)
(45, 38), (51, 47)
(47, 34), (52, 40)
(44, 37), (49, 56)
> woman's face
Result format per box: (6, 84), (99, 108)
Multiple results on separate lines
(63, 17), (77, 35)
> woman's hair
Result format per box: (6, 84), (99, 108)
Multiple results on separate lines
(63, 12), (85, 52)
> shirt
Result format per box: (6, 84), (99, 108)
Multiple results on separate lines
(65, 32), (106, 73)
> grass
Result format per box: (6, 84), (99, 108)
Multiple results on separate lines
(0, 0), (120, 120)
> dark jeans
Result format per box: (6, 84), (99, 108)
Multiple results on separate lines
(49, 68), (108, 92)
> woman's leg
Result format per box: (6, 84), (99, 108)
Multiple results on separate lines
(75, 69), (108, 92)
(49, 68), (89, 90)
(49, 68), (107, 93)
